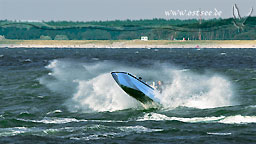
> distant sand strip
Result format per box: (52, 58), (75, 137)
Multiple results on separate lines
(0, 40), (256, 48)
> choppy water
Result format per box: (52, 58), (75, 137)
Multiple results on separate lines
(1, 48), (256, 143)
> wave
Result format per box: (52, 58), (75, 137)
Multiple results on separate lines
(207, 132), (231, 136)
(14, 112), (256, 128)
(0, 124), (161, 140)
(40, 59), (236, 112)
(219, 115), (256, 124)
(18, 117), (86, 124)
(70, 125), (163, 141)
(0, 127), (29, 137)
(0, 127), (59, 137)
(138, 112), (256, 124)
(18, 117), (128, 124)
(46, 110), (62, 115)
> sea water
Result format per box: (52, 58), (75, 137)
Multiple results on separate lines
(0, 48), (256, 143)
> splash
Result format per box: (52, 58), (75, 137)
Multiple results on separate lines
(156, 69), (235, 109)
(40, 59), (140, 112)
(40, 59), (236, 112)
(71, 73), (140, 112)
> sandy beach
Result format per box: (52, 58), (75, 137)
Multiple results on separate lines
(0, 40), (256, 48)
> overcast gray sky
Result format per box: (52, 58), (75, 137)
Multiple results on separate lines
(0, 0), (255, 21)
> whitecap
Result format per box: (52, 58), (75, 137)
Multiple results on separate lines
(34, 117), (85, 124)
(0, 127), (28, 137)
(90, 120), (128, 123)
(207, 132), (231, 136)
(137, 112), (225, 123)
(46, 110), (63, 115)
(24, 59), (32, 62)
(70, 133), (118, 141)
(42, 128), (61, 134)
(69, 125), (162, 141)
(247, 105), (256, 108)
(138, 113), (256, 125)
(0, 126), (72, 137)
(19, 117), (87, 124)
(37, 95), (46, 98)
(91, 58), (100, 61)
(118, 125), (163, 133)
(137, 112), (171, 121)
(19, 111), (30, 115)
(45, 59), (58, 69)
(219, 115), (256, 124)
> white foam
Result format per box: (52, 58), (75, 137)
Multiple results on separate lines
(0, 127), (65, 137)
(138, 113), (256, 125)
(46, 110), (62, 115)
(37, 117), (82, 124)
(219, 115), (256, 124)
(37, 95), (47, 99)
(18, 117), (127, 124)
(41, 60), (141, 112)
(41, 60), (236, 112)
(70, 132), (118, 141)
(71, 73), (140, 112)
(137, 112), (225, 123)
(70, 125), (162, 141)
(0, 127), (28, 137)
(207, 132), (231, 136)
(19, 111), (30, 115)
(137, 113), (171, 121)
(90, 120), (128, 123)
(118, 125), (163, 133)
(19, 117), (87, 124)
(247, 105), (256, 108)
(42, 128), (61, 134)
(155, 69), (235, 109)
(45, 59), (58, 69)
(19, 114), (256, 125)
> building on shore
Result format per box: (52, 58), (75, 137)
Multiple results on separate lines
(141, 36), (148, 41)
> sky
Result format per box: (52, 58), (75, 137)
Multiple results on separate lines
(0, 0), (255, 21)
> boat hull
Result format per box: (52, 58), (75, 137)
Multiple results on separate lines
(111, 72), (158, 105)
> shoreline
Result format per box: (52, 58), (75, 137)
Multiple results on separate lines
(0, 40), (256, 48)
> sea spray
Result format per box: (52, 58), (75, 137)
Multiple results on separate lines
(156, 69), (235, 109)
(41, 59), (141, 112)
(70, 73), (140, 112)
(41, 59), (236, 112)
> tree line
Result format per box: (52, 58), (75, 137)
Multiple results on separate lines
(0, 17), (255, 40)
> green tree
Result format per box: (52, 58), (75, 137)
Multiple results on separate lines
(234, 30), (256, 40)
(0, 35), (5, 40)
(39, 35), (52, 40)
(118, 32), (138, 40)
(54, 35), (69, 40)
(81, 30), (111, 40)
